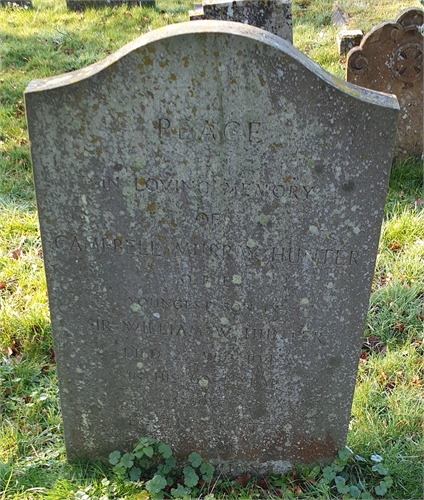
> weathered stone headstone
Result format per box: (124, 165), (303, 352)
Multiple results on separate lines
(66, 0), (153, 10)
(337, 30), (363, 55)
(331, 5), (349, 29)
(347, 8), (423, 160)
(25, 21), (399, 474)
(0, 0), (31, 6)
(189, 0), (292, 42)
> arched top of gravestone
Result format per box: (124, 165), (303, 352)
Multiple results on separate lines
(347, 8), (423, 77)
(345, 8), (422, 160)
(397, 7), (423, 27)
(26, 20), (398, 111)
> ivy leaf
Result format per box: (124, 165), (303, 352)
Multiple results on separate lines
(145, 474), (167, 494)
(112, 463), (127, 476)
(183, 465), (199, 488)
(188, 452), (203, 468)
(134, 438), (155, 455)
(200, 462), (215, 482)
(121, 452), (135, 469)
(130, 466), (142, 481)
(361, 492), (374, 500)
(171, 484), (191, 498)
(335, 476), (349, 494)
(138, 457), (150, 470)
(375, 481), (388, 496)
(333, 463), (345, 472)
(372, 463), (389, 475)
(157, 457), (177, 475)
(108, 451), (121, 465)
(338, 447), (352, 462)
(349, 485), (360, 498)
(322, 466), (336, 481)
(143, 446), (154, 458)
(158, 442), (173, 459)
(136, 437), (156, 448)
(384, 476), (393, 488)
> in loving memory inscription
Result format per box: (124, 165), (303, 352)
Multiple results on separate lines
(25, 22), (399, 474)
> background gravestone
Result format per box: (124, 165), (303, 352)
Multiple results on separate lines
(189, 0), (292, 42)
(347, 8), (423, 160)
(0, 0), (31, 6)
(25, 21), (398, 474)
(66, 0), (154, 10)
(337, 30), (363, 55)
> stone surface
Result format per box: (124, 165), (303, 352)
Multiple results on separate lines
(25, 21), (398, 474)
(189, 0), (292, 42)
(337, 30), (363, 55)
(331, 5), (349, 29)
(0, 0), (31, 6)
(66, 0), (153, 10)
(347, 8), (423, 160)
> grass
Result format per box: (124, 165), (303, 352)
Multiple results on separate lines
(1, 0), (424, 498)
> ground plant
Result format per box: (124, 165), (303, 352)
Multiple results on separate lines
(105, 439), (397, 499)
(0, 0), (423, 498)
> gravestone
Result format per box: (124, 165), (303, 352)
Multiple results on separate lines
(331, 5), (349, 29)
(0, 0), (31, 6)
(25, 21), (399, 474)
(66, 0), (153, 10)
(337, 30), (363, 55)
(347, 8), (423, 160)
(189, 0), (292, 42)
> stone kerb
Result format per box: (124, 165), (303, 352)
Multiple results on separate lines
(25, 21), (398, 474)
(346, 8), (423, 160)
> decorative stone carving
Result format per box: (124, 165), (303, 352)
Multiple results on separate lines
(347, 8), (423, 160)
